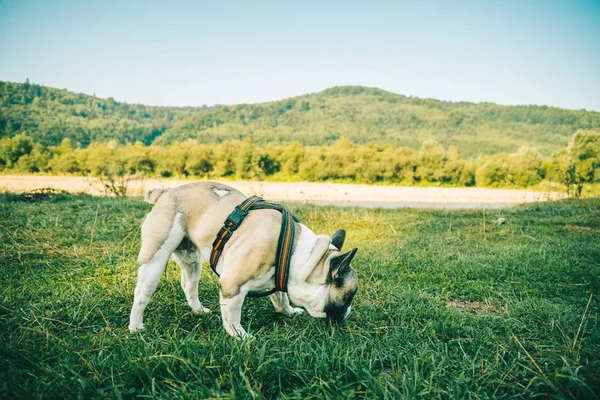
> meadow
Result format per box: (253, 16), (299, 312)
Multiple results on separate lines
(0, 191), (598, 398)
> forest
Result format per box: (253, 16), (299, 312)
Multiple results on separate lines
(1, 81), (599, 193)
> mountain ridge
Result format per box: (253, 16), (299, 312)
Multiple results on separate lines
(1, 80), (599, 157)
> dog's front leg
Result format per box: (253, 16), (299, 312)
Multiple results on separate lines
(219, 287), (249, 339)
(270, 292), (305, 317)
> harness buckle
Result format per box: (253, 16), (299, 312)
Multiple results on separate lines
(225, 206), (249, 228)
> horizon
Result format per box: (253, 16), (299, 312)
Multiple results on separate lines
(1, 0), (599, 111)
(4, 79), (600, 113)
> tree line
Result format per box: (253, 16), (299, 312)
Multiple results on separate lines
(2, 131), (598, 195)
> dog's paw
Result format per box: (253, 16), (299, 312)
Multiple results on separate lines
(239, 332), (254, 342)
(282, 307), (305, 318)
(230, 330), (253, 341)
(192, 307), (211, 315)
(128, 323), (144, 333)
(287, 307), (306, 318)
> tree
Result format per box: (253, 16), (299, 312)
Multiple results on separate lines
(554, 130), (600, 197)
(277, 142), (304, 175)
(121, 142), (156, 175)
(185, 143), (214, 177)
(213, 141), (237, 178)
(0, 134), (34, 169)
(416, 140), (446, 183)
(16, 144), (51, 172)
(476, 156), (509, 187)
(235, 139), (257, 179)
(507, 147), (544, 187)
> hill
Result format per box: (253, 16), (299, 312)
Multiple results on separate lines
(0, 81), (197, 147)
(2, 81), (600, 157)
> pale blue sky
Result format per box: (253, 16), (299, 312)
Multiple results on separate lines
(1, 0), (599, 110)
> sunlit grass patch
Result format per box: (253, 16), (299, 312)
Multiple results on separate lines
(1, 193), (599, 398)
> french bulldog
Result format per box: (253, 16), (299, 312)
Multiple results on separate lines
(128, 181), (359, 339)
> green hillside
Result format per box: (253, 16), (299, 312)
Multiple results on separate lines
(0, 81), (197, 147)
(2, 81), (600, 157)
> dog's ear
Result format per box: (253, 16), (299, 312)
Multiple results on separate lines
(303, 235), (332, 283)
(329, 248), (358, 280)
(331, 229), (346, 250)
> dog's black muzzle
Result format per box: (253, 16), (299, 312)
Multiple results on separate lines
(325, 292), (355, 323)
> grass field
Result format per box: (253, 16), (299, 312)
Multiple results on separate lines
(0, 192), (599, 399)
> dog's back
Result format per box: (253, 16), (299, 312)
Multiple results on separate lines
(138, 181), (284, 275)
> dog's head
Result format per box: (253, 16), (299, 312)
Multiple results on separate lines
(324, 246), (358, 322)
(301, 229), (359, 322)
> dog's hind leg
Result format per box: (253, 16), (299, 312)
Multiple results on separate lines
(128, 213), (185, 333)
(270, 292), (305, 317)
(172, 243), (210, 314)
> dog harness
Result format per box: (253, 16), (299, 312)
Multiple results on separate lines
(210, 195), (299, 298)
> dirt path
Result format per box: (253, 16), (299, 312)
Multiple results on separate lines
(0, 175), (563, 208)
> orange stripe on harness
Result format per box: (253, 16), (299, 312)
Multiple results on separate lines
(209, 195), (298, 297)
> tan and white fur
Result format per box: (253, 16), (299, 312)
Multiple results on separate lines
(128, 181), (359, 339)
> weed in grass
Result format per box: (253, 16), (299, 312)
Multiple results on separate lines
(0, 193), (599, 398)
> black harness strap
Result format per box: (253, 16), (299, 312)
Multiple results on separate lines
(210, 196), (299, 298)
(210, 195), (262, 269)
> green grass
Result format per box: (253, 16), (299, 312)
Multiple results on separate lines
(1, 192), (599, 399)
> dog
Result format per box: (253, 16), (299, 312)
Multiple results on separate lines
(128, 181), (359, 339)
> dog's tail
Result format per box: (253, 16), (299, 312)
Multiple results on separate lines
(144, 188), (167, 205)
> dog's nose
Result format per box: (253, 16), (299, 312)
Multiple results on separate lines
(327, 314), (344, 323)
(326, 304), (351, 323)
